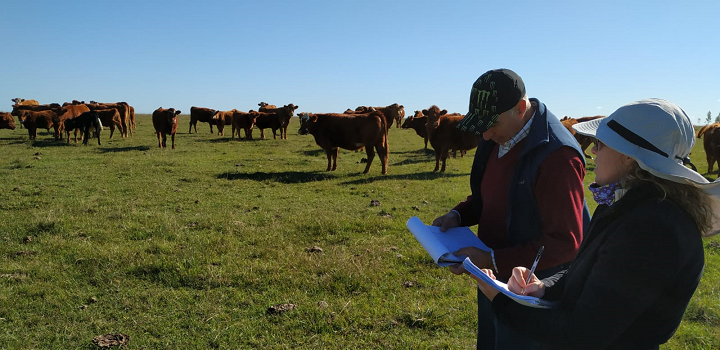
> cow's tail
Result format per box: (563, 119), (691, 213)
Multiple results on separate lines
(697, 124), (712, 138)
(95, 114), (103, 132)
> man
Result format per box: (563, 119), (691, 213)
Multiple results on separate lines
(432, 68), (590, 349)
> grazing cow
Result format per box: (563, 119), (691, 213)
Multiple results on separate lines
(213, 110), (235, 136)
(697, 123), (720, 174)
(254, 104), (297, 139)
(423, 105), (481, 172)
(0, 112), (16, 130)
(189, 106), (218, 134)
(401, 110), (428, 149)
(353, 103), (405, 129)
(231, 110), (259, 139)
(560, 115), (604, 158)
(298, 111), (389, 174)
(11, 98), (39, 107)
(64, 111), (103, 145)
(152, 107), (181, 149)
(17, 109), (58, 140)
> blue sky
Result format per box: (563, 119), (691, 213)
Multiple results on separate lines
(2, 1), (719, 125)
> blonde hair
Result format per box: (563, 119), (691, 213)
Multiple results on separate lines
(623, 163), (714, 236)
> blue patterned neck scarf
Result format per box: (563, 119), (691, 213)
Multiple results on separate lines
(589, 182), (622, 206)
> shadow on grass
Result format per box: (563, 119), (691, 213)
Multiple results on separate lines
(218, 170), (338, 183)
(99, 145), (152, 153)
(340, 171), (468, 185)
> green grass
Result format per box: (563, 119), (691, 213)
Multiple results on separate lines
(0, 116), (717, 349)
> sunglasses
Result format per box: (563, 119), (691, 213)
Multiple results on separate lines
(593, 139), (605, 151)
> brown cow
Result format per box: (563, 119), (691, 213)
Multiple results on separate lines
(353, 103), (405, 130)
(697, 123), (720, 174)
(298, 111), (389, 174)
(253, 111), (284, 140)
(423, 105), (481, 172)
(11, 98), (39, 107)
(258, 102), (277, 111)
(0, 112), (16, 130)
(213, 110), (235, 136)
(64, 111), (103, 145)
(90, 108), (123, 139)
(17, 109), (58, 140)
(152, 107), (181, 149)
(56, 104), (91, 140)
(88, 101), (131, 137)
(560, 115), (604, 158)
(255, 104), (297, 139)
(189, 106), (218, 134)
(11, 103), (61, 130)
(231, 110), (259, 139)
(401, 110), (428, 149)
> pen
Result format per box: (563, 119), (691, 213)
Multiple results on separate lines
(521, 246), (544, 296)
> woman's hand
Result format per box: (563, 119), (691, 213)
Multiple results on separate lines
(507, 266), (546, 297)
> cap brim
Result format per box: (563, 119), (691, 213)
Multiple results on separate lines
(456, 111), (492, 135)
(572, 117), (604, 137)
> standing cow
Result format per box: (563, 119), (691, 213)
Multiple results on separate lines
(152, 107), (181, 149)
(189, 106), (219, 134)
(423, 105), (481, 172)
(401, 110), (428, 149)
(64, 111), (103, 145)
(298, 111), (389, 174)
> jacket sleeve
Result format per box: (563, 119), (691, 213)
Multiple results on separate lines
(490, 202), (698, 348)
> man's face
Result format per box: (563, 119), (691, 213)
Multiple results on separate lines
(481, 107), (524, 144)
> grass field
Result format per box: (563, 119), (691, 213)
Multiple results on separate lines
(0, 115), (718, 349)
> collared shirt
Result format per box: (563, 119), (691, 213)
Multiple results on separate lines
(498, 111), (536, 158)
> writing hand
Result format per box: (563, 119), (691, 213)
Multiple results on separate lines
(507, 266), (545, 297)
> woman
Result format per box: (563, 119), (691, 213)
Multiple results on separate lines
(464, 98), (720, 349)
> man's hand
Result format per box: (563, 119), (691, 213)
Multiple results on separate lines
(431, 211), (461, 232)
(447, 247), (492, 275)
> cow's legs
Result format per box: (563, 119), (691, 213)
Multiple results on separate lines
(440, 147), (450, 172)
(156, 132), (162, 148)
(376, 137), (389, 175)
(331, 148), (339, 171)
(363, 146), (376, 174)
(171, 133), (176, 149)
(324, 149), (333, 171)
(433, 148), (441, 172)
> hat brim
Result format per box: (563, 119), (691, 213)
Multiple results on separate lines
(571, 117), (604, 137)
(456, 111), (493, 135)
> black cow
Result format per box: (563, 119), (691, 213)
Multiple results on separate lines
(64, 111), (103, 145)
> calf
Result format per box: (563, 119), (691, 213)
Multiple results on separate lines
(423, 105), (481, 172)
(231, 110), (259, 139)
(189, 106), (218, 134)
(152, 107), (181, 149)
(298, 111), (389, 174)
(64, 111), (103, 145)
(0, 112), (16, 130)
(56, 104), (91, 140)
(401, 110), (428, 149)
(697, 123), (720, 174)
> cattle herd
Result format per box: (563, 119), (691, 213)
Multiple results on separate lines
(5, 97), (710, 175)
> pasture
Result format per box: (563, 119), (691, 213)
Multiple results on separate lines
(0, 115), (718, 349)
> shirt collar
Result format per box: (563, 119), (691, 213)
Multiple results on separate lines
(498, 110), (536, 158)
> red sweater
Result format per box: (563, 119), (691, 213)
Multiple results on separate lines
(455, 142), (585, 279)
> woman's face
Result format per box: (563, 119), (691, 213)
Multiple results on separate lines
(591, 139), (633, 186)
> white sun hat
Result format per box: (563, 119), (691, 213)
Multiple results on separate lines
(573, 98), (720, 236)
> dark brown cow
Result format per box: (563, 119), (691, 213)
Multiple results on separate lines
(298, 111), (389, 174)
(88, 102), (131, 137)
(231, 110), (259, 139)
(64, 111), (103, 145)
(213, 110), (235, 136)
(401, 110), (428, 149)
(89, 108), (123, 139)
(423, 105), (481, 172)
(560, 115), (604, 158)
(353, 103), (405, 130)
(0, 112), (16, 130)
(128, 105), (136, 132)
(152, 107), (181, 149)
(11, 103), (61, 130)
(189, 106), (218, 134)
(254, 104), (297, 139)
(697, 123), (720, 174)
(56, 104), (91, 140)
(253, 111), (283, 140)
(17, 109), (58, 140)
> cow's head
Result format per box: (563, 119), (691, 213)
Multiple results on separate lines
(284, 104), (298, 116)
(297, 112), (315, 135)
(422, 105), (447, 129)
(166, 108), (181, 124)
(0, 113), (16, 130)
(389, 103), (405, 128)
(258, 102), (269, 107)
